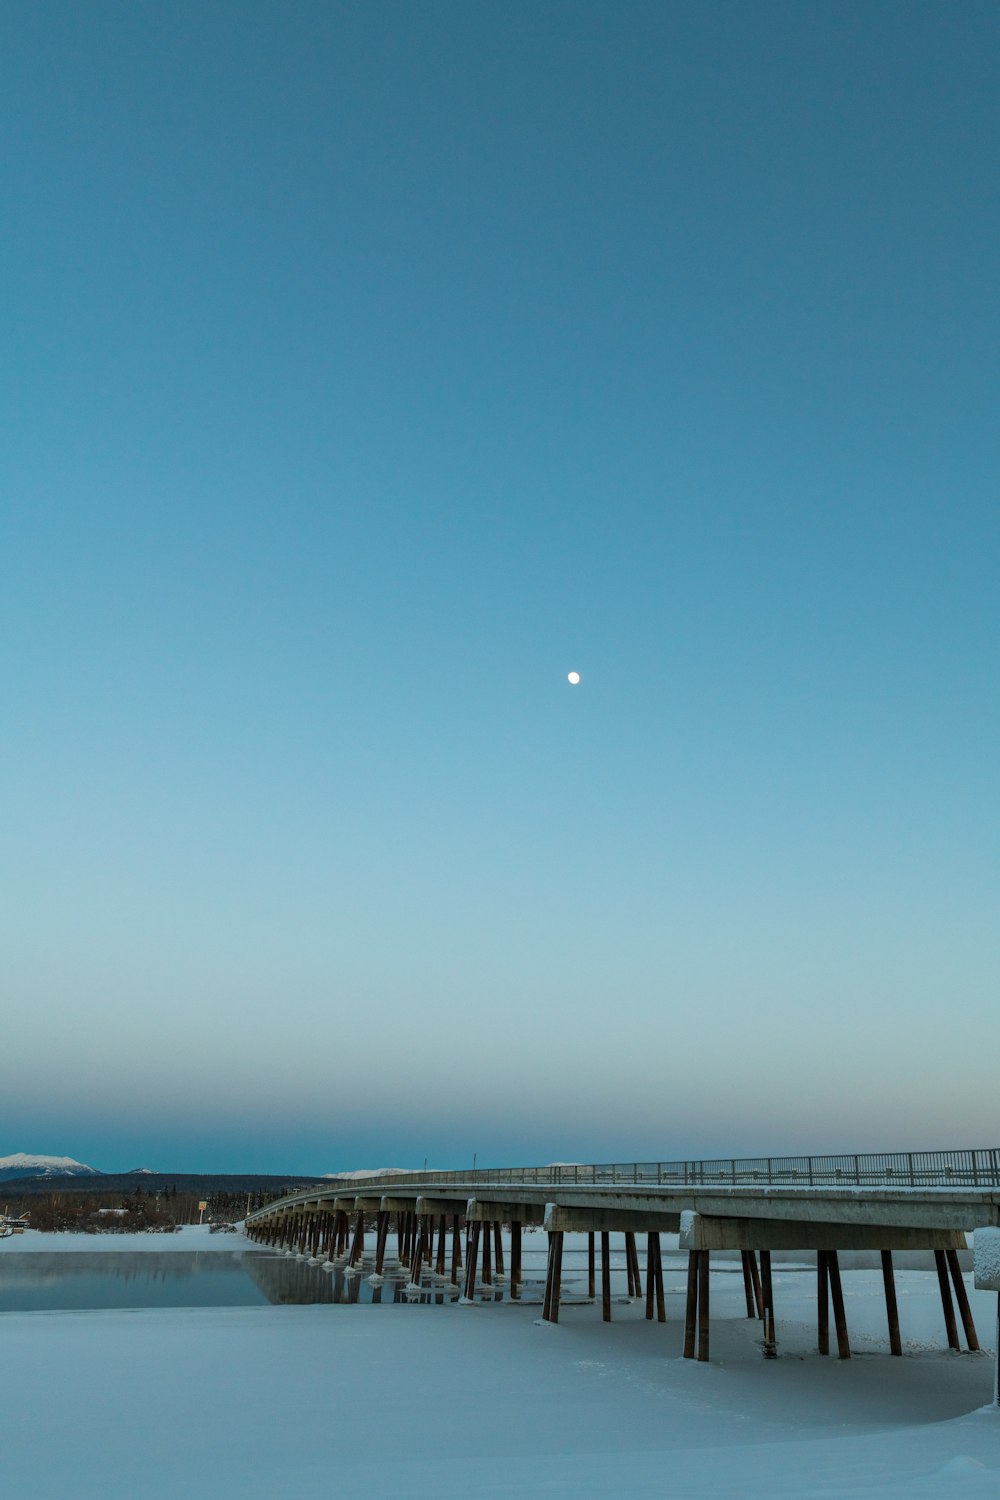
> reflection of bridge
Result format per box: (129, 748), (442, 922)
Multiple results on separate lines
(246, 1147), (1000, 1363)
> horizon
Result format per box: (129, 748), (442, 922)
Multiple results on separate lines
(3, 1), (997, 1173)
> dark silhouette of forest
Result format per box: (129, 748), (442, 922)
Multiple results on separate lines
(1, 1175), (315, 1232)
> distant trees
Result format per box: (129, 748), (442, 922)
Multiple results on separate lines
(0, 1187), (204, 1232)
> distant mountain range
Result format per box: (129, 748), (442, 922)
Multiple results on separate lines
(0, 1154), (326, 1198)
(0, 1153), (101, 1182)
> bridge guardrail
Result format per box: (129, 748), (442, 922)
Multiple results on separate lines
(247, 1147), (1000, 1221)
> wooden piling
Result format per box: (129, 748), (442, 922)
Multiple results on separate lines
(350, 1209), (365, 1267)
(760, 1251), (776, 1357)
(550, 1231), (564, 1324)
(410, 1221), (425, 1285)
(946, 1248), (979, 1351)
(435, 1215), (447, 1276)
(697, 1250), (710, 1361)
(542, 1233), (555, 1321)
(494, 1220), (504, 1277)
(481, 1220), (492, 1285)
(464, 1222), (481, 1300)
(741, 1252), (756, 1319)
(645, 1233), (656, 1320)
(934, 1249), (961, 1350)
(817, 1250), (830, 1355)
(374, 1212), (389, 1275)
(588, 1233), (596, 1300)
(683, 1251), (698, 1359)
(748, 1249), (764, 1318)
(625, 1232), (642, 1298)
(880, 1250), (902, 1356)
(653, 1235), (666, 1323)
(601, 1231), (612, 1322)
(451, 1213), (462, 1277)
(828, 1251), (850, 1359)
(511, 1221), (522, 1299)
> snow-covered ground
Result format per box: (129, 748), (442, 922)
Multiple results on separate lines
(0, 1223), (248, 1252)
(2, 1227), (999, 1498)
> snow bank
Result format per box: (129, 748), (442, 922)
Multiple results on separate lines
(974, 1228), (1000, 1290)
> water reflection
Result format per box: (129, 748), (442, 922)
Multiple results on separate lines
(244, 1253), (474, 1306)
(0, 1252), (269, 1312)
(0, 1245), (599, 1313)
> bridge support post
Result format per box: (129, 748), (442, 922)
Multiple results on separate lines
(436, 1216), (447, 1276)
(742, 1251), (762, 1318)
(549, 1231), (565, 1322)
(654, 1235), (666, 1321)
(935, 1249), (961, 1350)
(817, 1251), (830, 1354)
(697, 1250), (710, 1361)
(645, 1233), (665, 1321)
(542, 1231), (565, 1322)
(481, 1220), (492, 1285)
(601, 1232), (612, 1321)
(880, 1251), (902, 1355)
(493, 1221), (504, 1277)
(683, 1252), (697, 1357)
(349, 1209), (365, 1267)
(374, 1212), (389, 1274)
(409, 1220), (425, 1288)
(464, 1221), (481, 1299)
(827, 1251), (850, 1357)
(542, 1234), (554, 1320)
(451, 1214), (462, 1283)
(748, 1250), (764, 1317)
(760, 1251), (777, 1357)
(946, 1249), (979, 1350)
(511, 1221), (522, 1298)
(624, 1232), (642, 1297)
(588, 1233), (595, 1300)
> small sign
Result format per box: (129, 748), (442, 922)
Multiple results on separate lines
(197, 1201), (208, 1212)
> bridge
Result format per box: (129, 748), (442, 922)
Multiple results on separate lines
(245, 1146), (1000, 1364)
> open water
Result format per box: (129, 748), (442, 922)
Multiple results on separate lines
(0, 1249), (512, 1312)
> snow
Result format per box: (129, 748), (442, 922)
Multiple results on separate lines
(0, 1151), (99, 1176)
(0, 1224), (251, 1253)
(322, 1167), (416, 1179)
(2, 1228), (1000, 1497)
(974, 1228), (1000, 1290)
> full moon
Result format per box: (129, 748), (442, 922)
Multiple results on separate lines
(567, 671), (581, 685)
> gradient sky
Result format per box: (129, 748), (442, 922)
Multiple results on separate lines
(2, 1), (997, 1175)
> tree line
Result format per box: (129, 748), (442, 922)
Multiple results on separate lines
(1, 1183), (285, 1233)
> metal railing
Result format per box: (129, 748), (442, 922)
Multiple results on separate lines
(247, 1148), (1000, 1220)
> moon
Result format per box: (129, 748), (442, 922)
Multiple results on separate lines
(567, 671), (581, 685)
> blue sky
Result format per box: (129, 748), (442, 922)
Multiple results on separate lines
(2, 1), (997, 1174)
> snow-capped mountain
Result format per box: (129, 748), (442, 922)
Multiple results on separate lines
(322, 1167), (415, 1180)
(0, 1153), (102, 1182)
